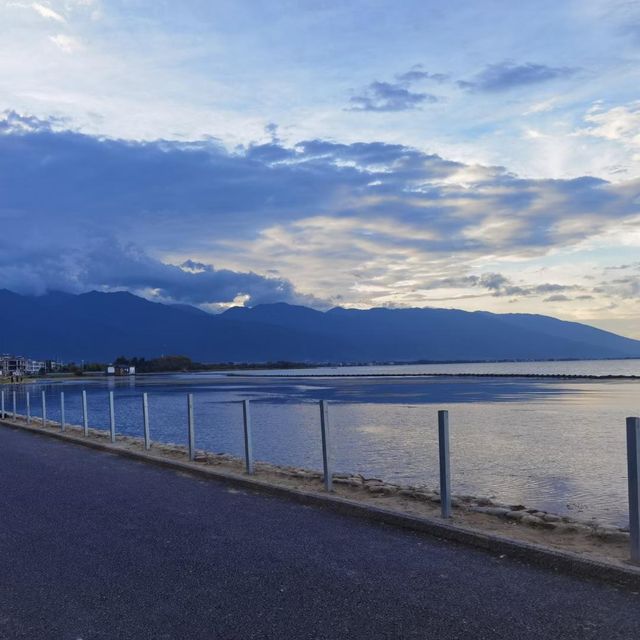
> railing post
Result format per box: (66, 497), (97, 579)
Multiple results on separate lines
(320, 400), (332, 491)
(627, 416), (640, 564)
(242, 399), (254, 474)
(12, 391), (17, 420)
(142, 392), (150, 450)
(187, 393), (195, 461)
(82, 390), (89, 436)
(109, 391), (116, 443)
(41, 391), (47, 427)
(60, 392), (66, 431)
(1, 390), (4, 419)
(438, 409), (452, 518)
(26, 391), (31, 424)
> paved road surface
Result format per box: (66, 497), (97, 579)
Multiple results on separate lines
(0, 426), (639, 639)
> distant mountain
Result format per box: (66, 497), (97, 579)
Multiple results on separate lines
(1, 289), (640, 363)
(224, 303), (640, 362)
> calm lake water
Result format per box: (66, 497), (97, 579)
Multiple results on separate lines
(6, 358), (640, 527)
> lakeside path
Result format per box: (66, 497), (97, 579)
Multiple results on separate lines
(1, 429), (639, 640)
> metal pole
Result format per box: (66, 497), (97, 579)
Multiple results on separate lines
(12, 391), (16, 420)
(26, 392), (30, 424)
(320, 400), (332, 491)
(1, 390), (4, 419)
(627, 416), (640, 564)
(82, 390), (88, 436)
(438, 410), (452, 518)
(60, 392), (65, 431)
(41, 391), (47, 427)
(109, 391), (116, 443)
(187, 393), (195, 461)
(142, 392), (150, 450)
(242, 399), (254, 474)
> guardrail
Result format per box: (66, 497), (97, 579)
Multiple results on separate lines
(0, 388), (638, 563)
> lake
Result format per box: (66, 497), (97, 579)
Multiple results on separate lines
(5, 358), (640, 527)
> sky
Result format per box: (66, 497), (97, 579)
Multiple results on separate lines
(1, 0), (640, 337)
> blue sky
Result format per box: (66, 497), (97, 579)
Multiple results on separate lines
(1, 0), (640, 337)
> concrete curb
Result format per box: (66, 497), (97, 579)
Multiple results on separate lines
(2, 418), (640, 590)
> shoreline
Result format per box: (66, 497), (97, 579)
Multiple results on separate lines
(4, 372), (640, 384)
(226, 372), (640, 379)
(1, 412), (633, 570)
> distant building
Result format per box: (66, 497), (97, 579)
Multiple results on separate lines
(24, 359), (45, 374)
(106, 364), (136, 376)
(1, 354), (59, 377)
(0, 355), (26, 377)
(45, 360), (63, 373)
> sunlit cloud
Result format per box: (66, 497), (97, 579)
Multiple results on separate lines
(49, 33), (81, 53)
(579, 102), (640, 147)
(31, 2), (66, 23)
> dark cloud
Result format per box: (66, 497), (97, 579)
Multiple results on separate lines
(594, 276), (640, 298)
(1, 111), (638, 308)
(531, 283), (575, 295)
(0, 110), (63, 134)
(347, 81), (437, 112)
(347, 65), (445, 112)
(458, 274), (577, 298)
(0, 234), (318, 307)
(418, 273), (582, 300)
(264, 122), (279, 141)
(472, 274), (565, 298)
(395, 68), (449, 84)
(543, 294), (571, 302)
(81, 242), (322, 307)
(604, 262), (640, 271)
(458, 61), (578, 92)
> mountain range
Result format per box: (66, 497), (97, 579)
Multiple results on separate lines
(1, 289), (639, 363)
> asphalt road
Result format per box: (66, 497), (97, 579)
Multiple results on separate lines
(0, 427), (639, 640)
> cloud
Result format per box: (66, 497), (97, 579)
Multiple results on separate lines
(543, 294), (571, 302)
(604, 262), (640, 271)
(403, 273), (579, 300)
(1, 111), (639, 310)
(0, 231), (319, 307)
(347, 81), (437, 112)
(579, 102), (640, 147)
(0, 110), (60, 133)
(450, 274), (579, 299)
(523, 97), (560, 115)
(31, 2), (66, 23)
(395, 66), (449, 84)
(459, 61), (578, 92)
(80, 243), (321, 307)
(50, 34), (81, 53)
(594, 276), (640, 298)
(347, 66), (444, 112)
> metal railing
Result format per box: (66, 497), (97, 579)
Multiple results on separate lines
(0, 387), (638, 564)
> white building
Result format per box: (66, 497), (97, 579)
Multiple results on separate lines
(25, 359), (45, 374)
(0, 355), (26, 376)
(1, 355), (49, 376)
